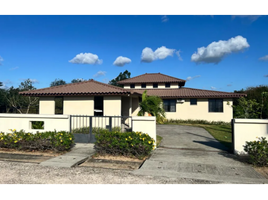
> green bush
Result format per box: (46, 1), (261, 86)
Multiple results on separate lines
(244, 137), (268, 166)
(0, 129), (74, 152)
(94, 130), (155, 159)
(72, 126), (121, 134)
(163, 119), (230, 126)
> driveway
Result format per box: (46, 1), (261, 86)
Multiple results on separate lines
(132, 125), (268, 184)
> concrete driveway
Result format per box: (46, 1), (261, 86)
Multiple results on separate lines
(132, 125), (268, 184)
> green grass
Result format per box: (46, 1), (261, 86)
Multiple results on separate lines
(163, 120), (232, 150)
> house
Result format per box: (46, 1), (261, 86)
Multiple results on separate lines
(19, 73), (245, 122)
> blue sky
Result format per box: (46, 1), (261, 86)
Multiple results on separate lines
(0, 15), (267, 92)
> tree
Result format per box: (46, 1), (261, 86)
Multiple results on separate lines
(5, 79), (39, 114)
(233, 97), (261, 118)
(233, 85), (268, 119)
(108, 70), (131, 87)
(138, 90), (166, 123)
(71, 78), (86, 83)
(50, 79), (66, 87)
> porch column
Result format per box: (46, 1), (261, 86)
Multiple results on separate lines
(129, 96), (132, 128)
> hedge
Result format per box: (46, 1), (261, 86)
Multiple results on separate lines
(0, 129), (74, 152)
(94, 129), (155, 159)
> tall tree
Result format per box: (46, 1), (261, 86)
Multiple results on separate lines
(233, 97), (261, 118)
(108, 70), (131, 87)
(5, 79), (39, 114)
(50, 79), (67, 87)
(71, 78), (86, 83)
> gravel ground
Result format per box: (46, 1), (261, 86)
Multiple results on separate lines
(0, 161), (220, 184)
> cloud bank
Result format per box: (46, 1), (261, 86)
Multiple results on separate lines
(141, 46), (178, 63)
(113, 56), (131, 67)
(259, 55), (268, 61)
(191, 35), (250, 64)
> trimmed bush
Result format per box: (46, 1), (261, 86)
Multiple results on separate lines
(72, 126), (122, 134)
(163, 119), (230, 126)
(94, 130), (155, 159)
(0, 129), (74, 152)
(244, 137), (268, 166)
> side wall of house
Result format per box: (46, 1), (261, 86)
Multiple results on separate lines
(39, 97), (55, 114)
(124, 83), (179, 89)
(64, 96), (94, 115)
(103, 96), (121, 116)
(165, 98), (233, 122)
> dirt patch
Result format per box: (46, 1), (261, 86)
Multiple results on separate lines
(254, 167), (268, 179)
(0, 148), (66, 163)
(80, 154), (146, 170)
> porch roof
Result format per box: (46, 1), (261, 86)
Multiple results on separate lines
(19, 79), (131, 96)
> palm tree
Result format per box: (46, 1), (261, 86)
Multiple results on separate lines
(138, 90), (166, 123)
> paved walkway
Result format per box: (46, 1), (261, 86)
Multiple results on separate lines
(132, 125), (268, 184)
(40, 143), (95, 168)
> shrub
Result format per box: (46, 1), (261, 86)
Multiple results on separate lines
(94, 130), (155, 159)
(244, 137), (268, 166)
(72, 126), (121, 134)
(163, 119), (230, 126)
(0, 129), (74, 152)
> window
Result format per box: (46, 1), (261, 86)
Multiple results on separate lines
(190, 98), (197, 105)
(163, 99), (176, 112)
(165, 83), (170, 88)
(209, 98), (223, 112)
(153, 83), (158, 88)
(55, 97), (63, 114)
(94, 96), (103, 116)
(130, 84), (135, 88)
(141, 83), (146, 88)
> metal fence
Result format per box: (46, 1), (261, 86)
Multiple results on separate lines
(70, 115), (132, 143)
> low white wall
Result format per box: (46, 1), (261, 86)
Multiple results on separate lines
(132, 116), (156, 142)
(233, 119), (268, 154)
(0, 114), (70, 133)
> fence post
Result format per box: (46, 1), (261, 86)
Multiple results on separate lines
(70, 115), (72, 133)
(89, 116), (93, 142)
(109, 117), (112, 132)
(231, 119), (235, 154)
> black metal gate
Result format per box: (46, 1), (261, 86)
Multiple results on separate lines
(70, 115), (132, 143)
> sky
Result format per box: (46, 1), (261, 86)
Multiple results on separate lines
(0, 15), (268, 92)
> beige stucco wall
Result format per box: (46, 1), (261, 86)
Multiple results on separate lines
(234, 119), (268, 154)
(103, 96), (121, 116)
(64, 96), (94, 115)
(123, 83), (179, 89)
(165, 98), (233, 122)
(132, 97), (140, 116)
(132, 116), (156, 142)
(39, 97), (55, 114)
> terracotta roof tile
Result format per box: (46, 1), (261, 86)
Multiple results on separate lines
(128, 88), (246, 98)
(117, 73), (186, 85)
(19, 79), (130, 96)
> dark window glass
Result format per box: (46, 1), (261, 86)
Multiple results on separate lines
(209, 99), (223, 112)
(94, 96), (103, 116)
(190, 98), (197, 105)
(141, 83), (146, 88)
(165, 83), (170, 88)
(130, 84), (135, 88)
(163, 99), (176, 112)
(153, 83), (158, 88)
(55, 97), (63, 114)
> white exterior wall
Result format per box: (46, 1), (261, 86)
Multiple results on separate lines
(39, 97), (55, 114)
(132, 116), (156, 142)
(104, 96), (121, 116)
(233, 119), (268, 154)
(64, 96), (94, 115)
(123, 83), (179, 89)
(0, 114), (70, 133)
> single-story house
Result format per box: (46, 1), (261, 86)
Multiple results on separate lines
(19, 73), (245, 122)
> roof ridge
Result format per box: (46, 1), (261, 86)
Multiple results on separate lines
(90, 79), (129, 92)
(181, 87), (239, 94)
(19, 79), (94, 93)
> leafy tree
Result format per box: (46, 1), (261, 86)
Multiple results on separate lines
(138, 90), (166, 123)
(0, 86), (9, 113)
(233, 97), (261, 118)
(108, 70), (131, 87)
(71, 78), (86, 83)
(50, 79), (66, 87)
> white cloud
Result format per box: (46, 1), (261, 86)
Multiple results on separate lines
(9, 66), (19, 70)
(113, 56), (131, 67)
(232, 15), (261, 22)
(102, 78), (109, 84)
(259, 55), (268, 61)
(186, 75), (201, 81)
(191, 35), (250, 64)
(93, 71), (106, 78)
(141, 46), (176, 63)
(69, 53), (102, 65)
(30, 79), (39, 83)
(0, 56), (3, 65)
(176, 50), (183, 61)
(211, 86), (216, 90)
(161, 15), (169, 22)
